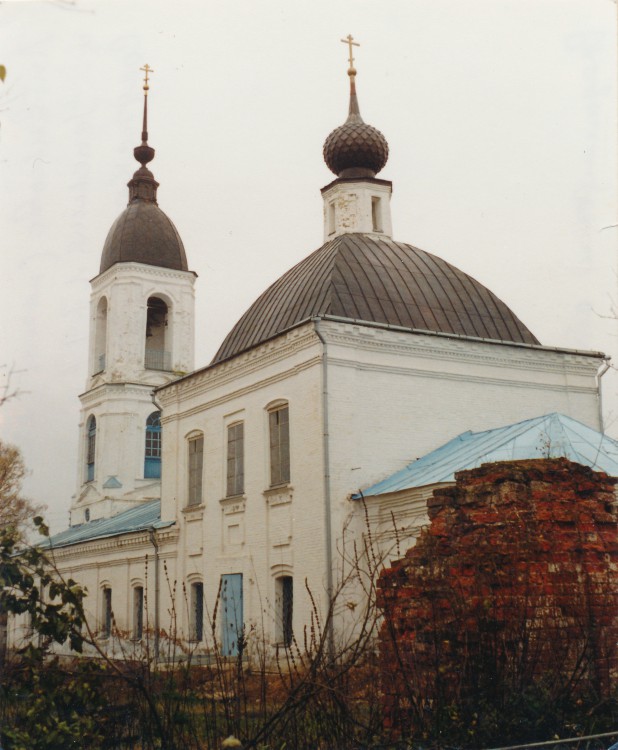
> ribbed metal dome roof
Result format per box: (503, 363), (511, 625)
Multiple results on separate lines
(100, 200), (188, 274)
(212, 233), (539, 363)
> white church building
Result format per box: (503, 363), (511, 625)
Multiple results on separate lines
(29, 57), (609, 658)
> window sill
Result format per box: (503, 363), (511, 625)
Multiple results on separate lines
(263, 483), (293, 496)
(183, 504), (205, 521)
(263, 484), (293, 507)
(183, 503), (205, 512)
(220, 495), (246, 515)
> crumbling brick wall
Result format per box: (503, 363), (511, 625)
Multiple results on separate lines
(377, 459), (618, 734)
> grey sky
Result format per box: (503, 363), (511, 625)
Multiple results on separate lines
(1, 0), (616, 532)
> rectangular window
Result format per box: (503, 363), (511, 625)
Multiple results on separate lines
(188, 436), (204, 506)
(328, 201), (336, 234)
(133, 586), (144, 640)
(145, 413), (162, 479)
(371, 196), (382, 232)
(87, 434), (96, 467)
(226, 422), (244, 497)
(269, 406), (290, 486)
(102, 587), (112, 638)
(145, 430), (161, 459)
(86, 421), (96, 482)
(191, 582), (204, 642)
(221, 573), (243, 657)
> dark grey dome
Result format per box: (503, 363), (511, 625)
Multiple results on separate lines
(212, 233), (539, 363)
(100, 200), (188, 274)
(324, 119), (388, 178)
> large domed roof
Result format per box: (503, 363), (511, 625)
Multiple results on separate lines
(212, 233), (539, 363)
(100, 200), (188, 274)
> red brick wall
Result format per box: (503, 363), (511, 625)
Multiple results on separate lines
(377, 459), (618, 734)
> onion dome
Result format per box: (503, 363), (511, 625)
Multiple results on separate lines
(99, 66), (188, 274)
(323, 44), (388, 178)
(212, 234), (539, 363)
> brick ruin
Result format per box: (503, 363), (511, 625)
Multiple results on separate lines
(377, 459), (618, 734)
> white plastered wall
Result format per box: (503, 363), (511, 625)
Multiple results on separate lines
(321, 179), (393, 241)
(157, 318), (603, 652)
(158, 324), (328, 650)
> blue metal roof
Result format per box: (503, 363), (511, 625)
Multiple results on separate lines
(356, 413), (618, 498)
(42, 500), (172, 549)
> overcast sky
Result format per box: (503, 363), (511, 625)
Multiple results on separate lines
(1, 0), (616, 533)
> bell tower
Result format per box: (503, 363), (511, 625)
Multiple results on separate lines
(71, 66), (196, 525)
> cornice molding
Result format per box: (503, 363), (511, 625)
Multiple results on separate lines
(328, 356), (597, 394)
(161, 355), (321, 426)
(161, 355), (321, 423)
(159, 324), (318, 406)
(320, 324), (601, 376)
(79, 382), (158, 405)
(91, 262), (196, 289)
(47, 527), (179, 560)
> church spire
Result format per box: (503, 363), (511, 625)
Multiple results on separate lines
(128, 64), (159, 204)
(342, 34), (362, 122)
(323, 36), (389, 179)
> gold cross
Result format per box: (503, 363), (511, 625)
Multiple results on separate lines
(340, 34), (359, 71)
(140, 64), (154, 94)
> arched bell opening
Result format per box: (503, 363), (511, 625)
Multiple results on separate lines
(144, 296), (171, 371)
(94, 297), (108, 374)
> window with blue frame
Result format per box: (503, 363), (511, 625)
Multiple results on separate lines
(86, 415), (96, 482)
(144, 411), (162, 479)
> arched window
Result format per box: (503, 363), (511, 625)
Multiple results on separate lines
(133, 586), (144, 640)
(268, 403), (290, 486)
(145, 297), (171, 371)
(226, 422), (244, 497)
(187, 433), (204, 506)
(144, 411), (162, 479)
(275, 576), (293, 647)
(86, 415), (96, 482)
(190, 581), (204, 642)
(94, 296), (107, 374)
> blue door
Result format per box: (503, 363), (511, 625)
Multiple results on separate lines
(221, 573), (243, 657)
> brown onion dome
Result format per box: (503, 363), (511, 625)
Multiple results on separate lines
(323, 69), (388, 178)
